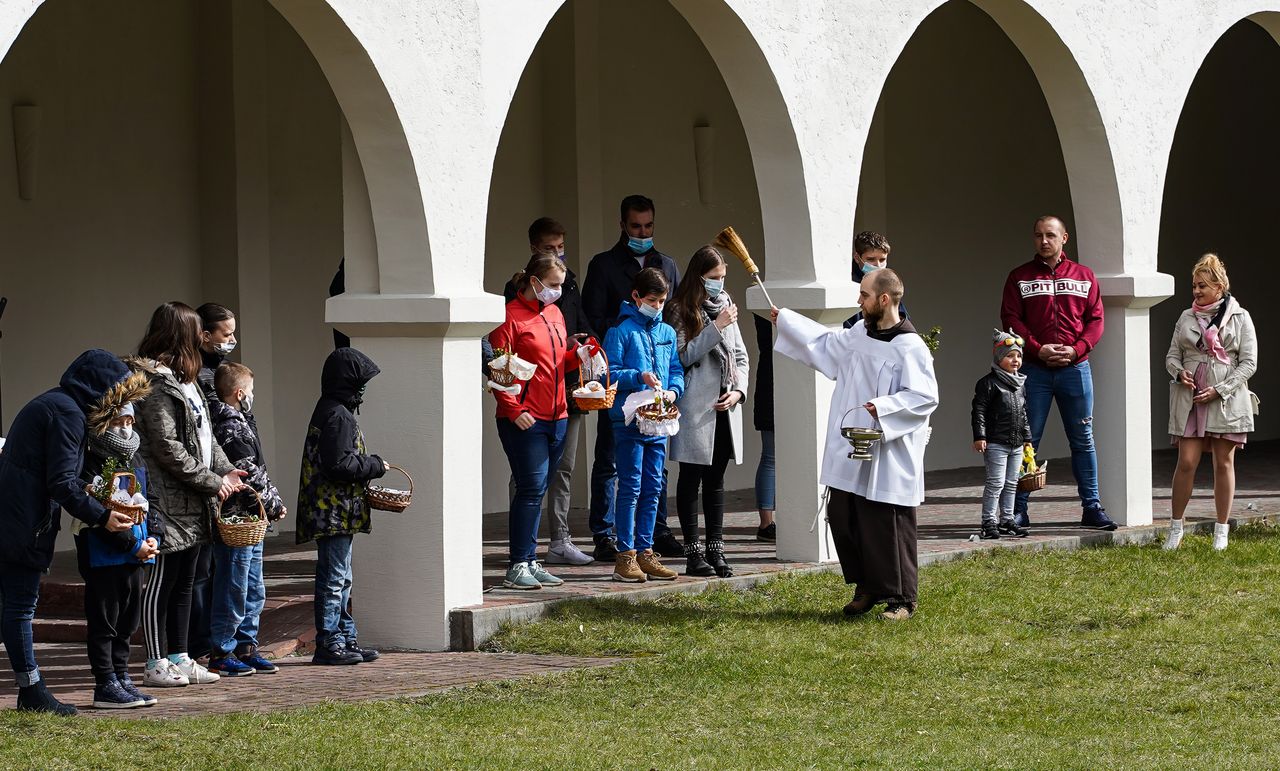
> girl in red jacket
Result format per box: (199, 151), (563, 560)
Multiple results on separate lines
(489, 254), (583, 590)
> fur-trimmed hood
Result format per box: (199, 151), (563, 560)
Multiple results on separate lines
(85, 370), (152, 436)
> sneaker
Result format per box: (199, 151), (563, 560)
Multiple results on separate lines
(1081, 508), (1118, 531)
(503, 562), (543, 590)
(173, 654), (221, 684)
(636, 549), (678, 581)
(592, 537), (620, 562)
(312, 640), (362, 665)
(1213, 522), (1229, 551)
(16, 680), (78, 716)
(612, 550), (647, 583)
(980, 522), (1001, 540)
(653, 531), (685, 559)
(705, 540), (733, 578)
(117, 674), (158, 706)
(92, 675), (145, 709)
(237, 646), (280, 673)
(528, 560), (564, 587)
(1014, 511), (1031, 528)
(998, 520), (1028, 538)
(880, 603), (916, 621)
(143, 659), (189, 688)
(842, 593), (876, 617)
(756, 522), (777, 542)
(546, 539), (594, 565)
(208, 655), (255, 677)
(1163, 520), (1185, 551)
(683, 542), (716, 578)
(347, 641), (380, 663)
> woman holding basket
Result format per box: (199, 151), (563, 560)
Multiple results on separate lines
(489, 254), (587, 590)
(1164, 253), (1259, 551)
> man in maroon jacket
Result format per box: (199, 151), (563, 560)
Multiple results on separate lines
(1000, 215), (1117, 531)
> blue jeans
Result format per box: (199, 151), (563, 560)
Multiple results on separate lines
(982, 444), (1022, 525)
(0, 563), (43, 686)
(210, 541), (265, 656)
(755, 429), (776, 511)
(590, 412), (673, 543)
(1014, 360), (1102, 517)
(612, 422), (667, 552)
(496, 417), (567, 565)
(314, 535), (355, 647)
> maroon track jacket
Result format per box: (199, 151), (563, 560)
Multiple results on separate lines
(999, 254), (1105, 364)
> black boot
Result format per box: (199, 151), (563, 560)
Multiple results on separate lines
(980, 522), (1001, 540)
(705, 540), (733, 578)
(684, 541), (716, 578)
(17, 680), (78, 716)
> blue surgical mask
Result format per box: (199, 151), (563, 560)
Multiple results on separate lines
(861, 264), (882, 274)
(637, 302), (662, 320)
(703, 277), (725, 297)
(627, 236), (654, 255)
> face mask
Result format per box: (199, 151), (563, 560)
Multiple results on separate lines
(703, 277), (725, 297)
(240, 392), (255, 413)
(533, 278), (562, 306)
(861, 264), (882, 274)
(109, 426), (134, 442)
(637, 302), (662, 320)
(627, 236), (654, 255)
(215, 341), (237, 355)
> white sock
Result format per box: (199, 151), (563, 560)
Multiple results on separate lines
(1215, 522), (1229, 534)
(1169, 518), (1184, 533)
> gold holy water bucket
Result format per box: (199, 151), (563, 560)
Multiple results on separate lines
(840, 426), (884, 461)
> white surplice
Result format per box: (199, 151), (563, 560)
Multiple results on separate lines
(774, 309), (939, 507)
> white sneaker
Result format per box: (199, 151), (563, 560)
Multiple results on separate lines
(143, 659), (189, 688)
(173, 654), (221, 684)
(1213, 522), (1229, 551)
(1163, 520), (1184, 550)
(546, 539), (594, 566)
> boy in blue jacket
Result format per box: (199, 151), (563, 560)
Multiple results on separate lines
(604, 268), (685, 582)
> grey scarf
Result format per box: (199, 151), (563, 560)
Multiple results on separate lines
(992, 365), (1027, 391)
(87, 428), (140, 465)
(701, 292), (739, 393)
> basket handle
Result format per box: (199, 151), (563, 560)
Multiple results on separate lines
(110, 471), (139, 496)
(384, 463), (415, 495)
(579, 344), (612, 390)
(215, 485), (265, 522)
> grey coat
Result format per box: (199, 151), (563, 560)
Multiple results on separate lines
(669, 311), (751, 466)
(1164, 299), (1259, 435)
(131, 360), (234, 554)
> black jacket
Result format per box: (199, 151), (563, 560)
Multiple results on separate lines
(197, 349), (225, 405)
(971, 372), (1031, 446)
(581, 236), (681, 335)
(752, 313), (774, 432)
(0, 350), (128, 570)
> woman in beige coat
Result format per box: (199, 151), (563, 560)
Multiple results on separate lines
(1163, 253), (1258, 551)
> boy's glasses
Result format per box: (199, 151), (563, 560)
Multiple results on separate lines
(995, 336), (1024, 347)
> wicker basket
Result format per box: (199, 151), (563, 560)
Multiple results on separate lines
(215, 487), (268, 548)
(574, 356), (617, 412)
(635, 400), (681, 437)
(488, 359), (517, 387)
(1017, 466), (1047, 493)
(88, 472), (146, 526)
(367, 464), (414, 513)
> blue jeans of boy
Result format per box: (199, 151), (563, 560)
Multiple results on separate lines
(496, 417), (567, 565)
(755, 429), (776, 511)
(612, 422), (666, 552)
(0, 563), (42, 686)
(982, 443), (1022, 525)
(590, 411), (673, 543)
(314, 535), (355, 647)
(210, 541), (265, 657)
(1014, 360), (1103, 517)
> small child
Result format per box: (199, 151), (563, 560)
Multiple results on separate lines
(604, 268), (686, 582)
(77, 391), (161, 709)
(971, 329), (1032, 539)
(296, 348), (388, 665)
(207, 362), (287, 677)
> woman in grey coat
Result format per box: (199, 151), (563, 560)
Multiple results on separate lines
(1163, 253), (1258, 552)
(668, 247), (750, 577)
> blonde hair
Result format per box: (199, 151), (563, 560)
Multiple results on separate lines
(1192, 253), (1230, 293)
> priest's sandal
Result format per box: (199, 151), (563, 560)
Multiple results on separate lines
(705, 540), (733, 578)
(637, 549), (678, 581)
(843, 594), (876, 617)
(980, 522), (1001, 540)
(683, 542), (716, 578)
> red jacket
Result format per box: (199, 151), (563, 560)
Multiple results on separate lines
(1000, 254), (1105, 364)
(489, 294), (578, 422)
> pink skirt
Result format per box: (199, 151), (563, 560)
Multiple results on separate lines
(1170, 362), (1246, 448)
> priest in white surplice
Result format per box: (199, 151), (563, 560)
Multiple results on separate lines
(770, 269), (939, 621)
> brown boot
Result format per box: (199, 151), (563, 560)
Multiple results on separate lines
(613, 550), (646, 583)
(842, 593), (876, 617)
(636, 549), (678, 581)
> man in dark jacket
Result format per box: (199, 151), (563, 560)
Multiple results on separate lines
(0, 349), (139, 715)
(296, 347), (387, 666)
(580, 195), (683, 560)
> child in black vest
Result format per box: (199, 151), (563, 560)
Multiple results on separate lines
(971, 329), (1032, 539)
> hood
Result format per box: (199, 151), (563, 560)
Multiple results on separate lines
(321, 347), (381, 406)
(85, 370), (152, 436)
(58, 349), (132, 418)
(617, 300), (660, 329)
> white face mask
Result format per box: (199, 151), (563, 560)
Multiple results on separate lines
(109, 425), (135, 441)
(240, 391), (255, 413)
(534, 277), (563, 306)
(215, 341), (237, 355)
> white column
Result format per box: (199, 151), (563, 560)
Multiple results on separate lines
(330, 293), (503, 650)
(1093, 274), (1174, 527)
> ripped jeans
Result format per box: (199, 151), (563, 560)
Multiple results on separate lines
(1014, 359), (1102, 516)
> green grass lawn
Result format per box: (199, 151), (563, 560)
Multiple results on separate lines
(5, 526), (1280, 769)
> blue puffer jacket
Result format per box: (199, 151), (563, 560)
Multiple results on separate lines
(604, 301), (686, 428)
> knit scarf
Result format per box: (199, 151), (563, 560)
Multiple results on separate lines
(87, 427), (140, 465)
(701, 292), (739, 393)
(1191, 293), (1232, 365)
(992, 365), (1027, 391)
